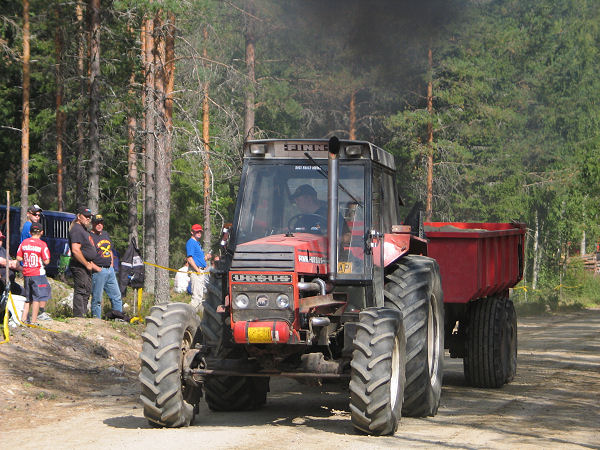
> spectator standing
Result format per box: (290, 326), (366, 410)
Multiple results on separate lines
(174, 260), (191, 294)
(186, 224), (211, 312)
(69, 207), (100, 317)
(89, 214), (123, 318)
(0, 230), (22, 295)
(16, 223), (51, 324)
(20, 204), (43, 243)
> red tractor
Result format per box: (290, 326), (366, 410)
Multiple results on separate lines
(139, 137), (525, 435)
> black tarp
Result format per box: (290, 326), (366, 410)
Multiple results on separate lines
(118, 238), (145, 296)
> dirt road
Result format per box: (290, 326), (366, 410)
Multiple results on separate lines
(1, 309), (599, 449)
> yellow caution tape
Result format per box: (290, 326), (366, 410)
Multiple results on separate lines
(1, 292), (60, 345)
(143, 261), (210, 275)
(553, 284), (581, 290)
(513, 285), (528, 292)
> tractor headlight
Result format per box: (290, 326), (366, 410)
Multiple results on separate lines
(276, 294), (290, 309)
(234, 293), (250, 309)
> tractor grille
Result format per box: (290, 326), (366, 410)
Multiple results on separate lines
(231, 244), (295, 271)
(231, 283), (295, 323)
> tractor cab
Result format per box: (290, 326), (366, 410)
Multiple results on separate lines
(228, 139), (400, 287)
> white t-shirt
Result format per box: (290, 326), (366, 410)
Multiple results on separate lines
(174, 266), (190, 293)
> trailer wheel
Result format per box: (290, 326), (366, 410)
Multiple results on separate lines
(349, 308), (406, 436)
(464, 295), (516, 387)
(503, 299), (518, 383)
(139, 303), (201, 427)
(384, 255), (444, 417)
(204, 375), (269, 411)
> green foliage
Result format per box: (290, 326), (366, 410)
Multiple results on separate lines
(1, 0), (600, 291)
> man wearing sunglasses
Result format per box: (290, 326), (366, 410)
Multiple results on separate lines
(20, 204), (43, 243)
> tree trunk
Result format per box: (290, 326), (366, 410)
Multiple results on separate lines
(143, 14), (156, 294)
(202, 25), (212, 249)
(75, 0), (87, 210)
(532, 209), (539, 290)
(87, 0), (101, 213)
(349, 90), (357, 140)
(55, 8), (65, 211)
(127, 22), (138, 244)
(243, 0), (256, 141)
(20, 0), (30, 227)
(580, 230), (586, 256)
(154, 12), (171, 303)
(425, 47), (434, 222)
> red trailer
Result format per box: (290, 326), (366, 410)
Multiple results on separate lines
(425, 221), (526, 388)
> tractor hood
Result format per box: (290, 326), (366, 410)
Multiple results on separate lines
(231, 233), (328, 275)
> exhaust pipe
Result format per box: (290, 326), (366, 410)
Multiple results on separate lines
(328, 136), (340, 282)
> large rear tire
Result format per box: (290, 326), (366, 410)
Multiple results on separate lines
(384, 255), (444, 417)
(204, 376), (269, 411)
(349, 308), (406, 436)
(464, 295), (517, 387)
(200, 273), (270, 411)
(200, 273), (229, 353)
(139, 303), (201, 427)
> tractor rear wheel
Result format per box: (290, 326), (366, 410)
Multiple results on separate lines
(384, 255), (444, 417)
(200, 273), (231, 354)
(200, 273), (270, 411)
(464, 294), (517, 387)
(204, 376), (269, 411)
(349, 308), (406, 436)
(139, 303), (201, 427)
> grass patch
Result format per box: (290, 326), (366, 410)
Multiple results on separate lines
(513, 261), (600, 315)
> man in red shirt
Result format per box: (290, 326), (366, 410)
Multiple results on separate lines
(16, 222), (51, 324)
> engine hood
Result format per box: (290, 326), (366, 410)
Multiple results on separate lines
(231, 233), (328, 274)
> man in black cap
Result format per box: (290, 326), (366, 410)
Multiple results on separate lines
(20, 204), (43, 243)
(290, 184), (328, 233)
(69, 207), (101, 317)
(89, 214), (123, 319)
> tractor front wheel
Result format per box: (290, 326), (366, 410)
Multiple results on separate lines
(349, 308), (406, 436)
(139, 303), (201, 427)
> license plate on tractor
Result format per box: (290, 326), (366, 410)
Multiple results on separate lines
(247, 327), (273, 343)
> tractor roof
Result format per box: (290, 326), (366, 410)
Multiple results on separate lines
(244, 139), (395, 171)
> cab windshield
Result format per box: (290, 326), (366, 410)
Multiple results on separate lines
(236, 161), (366, 251)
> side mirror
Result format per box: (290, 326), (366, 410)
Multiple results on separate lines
(220, 223), (232, 250)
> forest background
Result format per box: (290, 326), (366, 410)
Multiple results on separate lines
(1, 0), (599, 307)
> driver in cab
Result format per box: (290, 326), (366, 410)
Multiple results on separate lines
(290, 184), (327, 233)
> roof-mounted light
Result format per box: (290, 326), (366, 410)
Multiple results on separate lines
(250, 144), (267, 156)
(345, 145), (363, 157)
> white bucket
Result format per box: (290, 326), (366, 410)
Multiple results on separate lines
(7, 294), (26, 327)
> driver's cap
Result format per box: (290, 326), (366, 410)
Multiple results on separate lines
(291, 184), (317, 199)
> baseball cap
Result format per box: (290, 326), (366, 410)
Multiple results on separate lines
(291, 184), (317, 200)
(92, 214), (104, 223)
(30, 223), (44, 233)
(191, 224), (203, 232)
(78, 207), (93, 217)
(0, 230), (5, 240)
(28, 204), (43, 213)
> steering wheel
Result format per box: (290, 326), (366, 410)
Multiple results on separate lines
(287, 214), (327, 233)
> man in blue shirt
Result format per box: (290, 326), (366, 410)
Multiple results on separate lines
(20, 204), (43, 243)
(186, 224), (210, 313)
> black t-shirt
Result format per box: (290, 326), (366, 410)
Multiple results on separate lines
(90, 230), (114, 267)
(69, 222), (97, 267)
